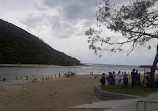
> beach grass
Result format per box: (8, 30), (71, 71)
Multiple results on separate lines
(104, 84), (158, 97)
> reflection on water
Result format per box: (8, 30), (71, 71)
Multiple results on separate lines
(0, 64), (150, 83)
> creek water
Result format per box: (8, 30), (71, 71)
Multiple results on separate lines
(0, 64), (150, 83)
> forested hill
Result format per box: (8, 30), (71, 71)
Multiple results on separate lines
(0, 19), (81, 66)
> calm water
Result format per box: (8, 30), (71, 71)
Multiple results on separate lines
(0, 64), (150, 83)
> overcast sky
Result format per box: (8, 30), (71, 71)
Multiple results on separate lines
(0, 0), (157, 65)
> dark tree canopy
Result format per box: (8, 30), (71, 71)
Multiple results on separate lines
(85, 0), (158, 56)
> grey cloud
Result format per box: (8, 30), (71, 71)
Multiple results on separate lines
(21, 0), (128, 39)
(21, 16), (44, 28)
(21, 14), (78, 39)
(21, 0), (97, 39)
(42, 0), (97, 20)
(20, 0), (131, 40)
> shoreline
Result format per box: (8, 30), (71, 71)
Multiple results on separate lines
(0, 64), (79, 68)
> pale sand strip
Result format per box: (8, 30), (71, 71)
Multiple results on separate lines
(0, 64), (76, 68)
(0, 75), (102, 111)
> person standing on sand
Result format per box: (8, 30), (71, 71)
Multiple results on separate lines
(117, 71), (122, 85)
(123, 72), (128, 88)
(131, 69), (136, 88)
(100, 73), (106, 90)
(112, 71), (115, 85)
(136, 70), (140, 85)
(108, 72), (113, 85)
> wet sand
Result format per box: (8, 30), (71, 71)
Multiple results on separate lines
(0, 64), (70, 68)
(0, 75), (102, 111)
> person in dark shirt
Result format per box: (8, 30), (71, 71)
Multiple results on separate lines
(131, 69), (136, 88)
(136, 70), (140, 85)
(123, 72), (128, 88)
(100, 73), (106, 90)
(146, 74), (150, 87)
(108, 72), (113, 85)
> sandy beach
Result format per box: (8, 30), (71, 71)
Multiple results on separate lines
(0, 64), (73, 68)
(0, 75), (101, 111)
(0, 73), (150, 111)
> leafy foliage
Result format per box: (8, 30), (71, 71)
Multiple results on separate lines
(0, 19), (81, 66)
(85, 0), (158, 55)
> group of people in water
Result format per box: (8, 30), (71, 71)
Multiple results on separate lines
(1, 71), (77, 83)
(100, 69), (148, 89)
(0, 73), (62, 83)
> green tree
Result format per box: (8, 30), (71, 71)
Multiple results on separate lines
(85, 0), (158, 82)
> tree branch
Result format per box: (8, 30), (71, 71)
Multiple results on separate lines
(125, 30), (158, 39)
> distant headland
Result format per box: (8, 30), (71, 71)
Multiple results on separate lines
(0, 19), (81, 66)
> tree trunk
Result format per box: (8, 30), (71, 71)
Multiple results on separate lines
(150, 45), (158, 83)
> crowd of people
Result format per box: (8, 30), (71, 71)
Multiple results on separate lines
(0, 71), (77, 83)
(0, 73), (62, 83)
(100, 69), (150, 89)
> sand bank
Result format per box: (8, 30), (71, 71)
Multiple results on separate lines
(0, 75), (102, 111)
(0, 64), (76, 68)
